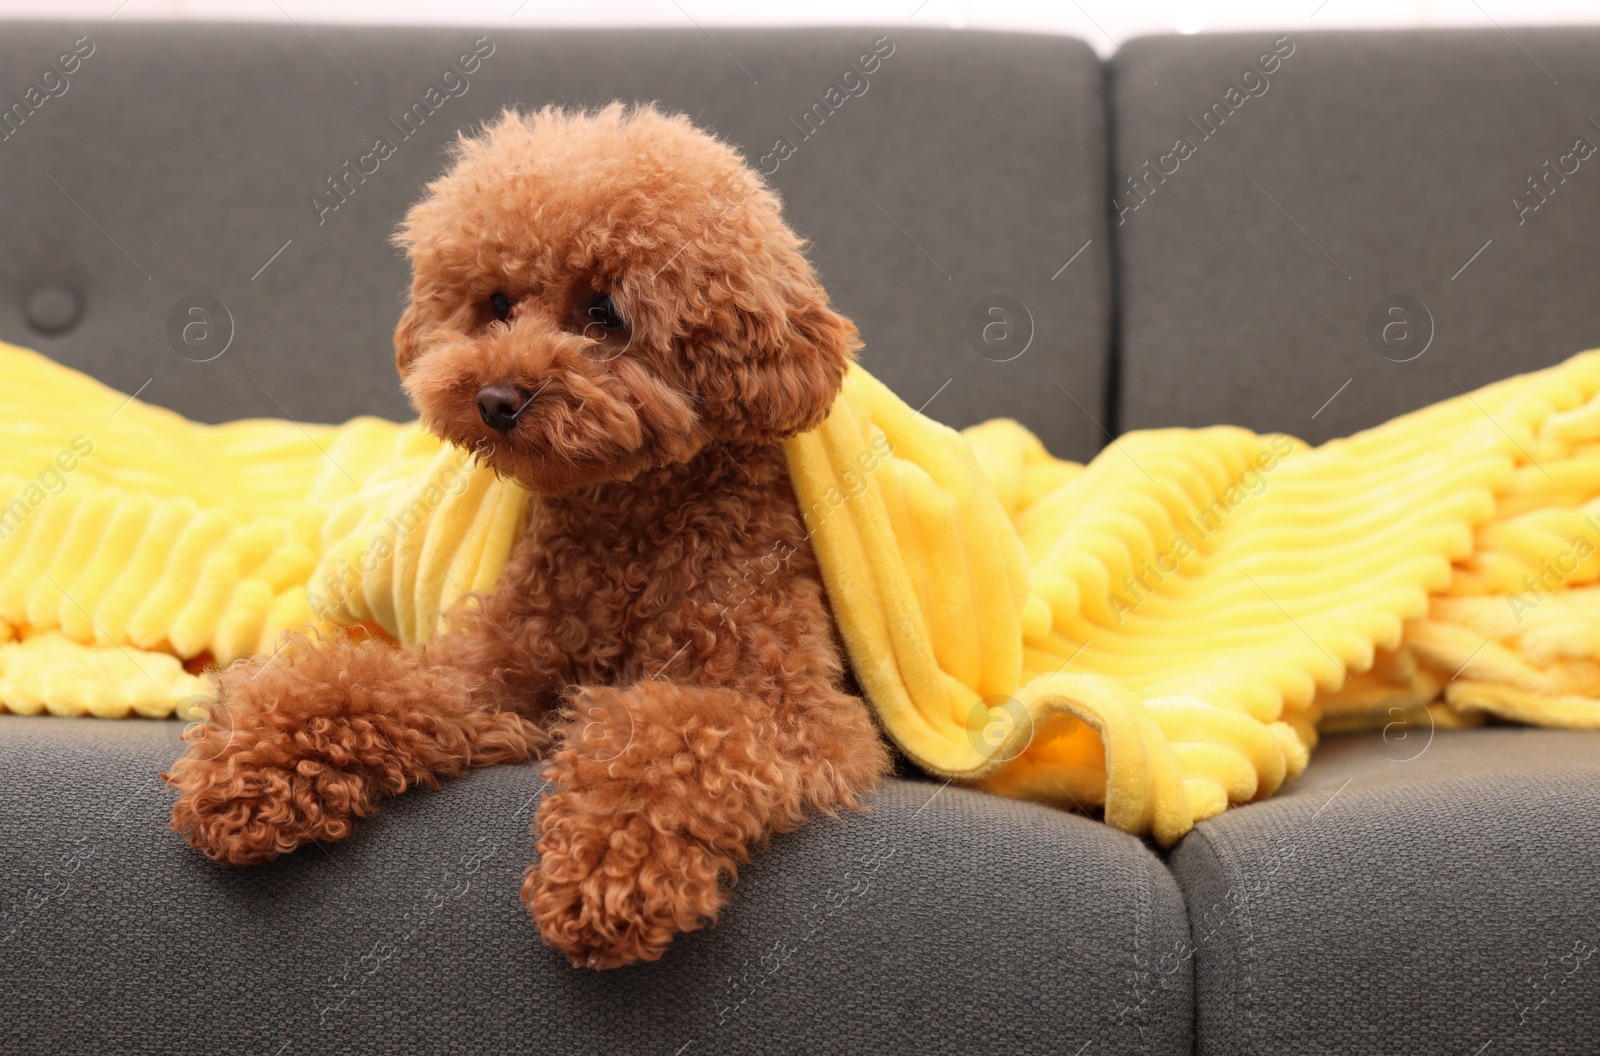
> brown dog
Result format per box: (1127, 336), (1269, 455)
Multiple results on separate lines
(165, 104), (891, 968)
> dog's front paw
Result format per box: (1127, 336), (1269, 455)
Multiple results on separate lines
(524, 791), (733, 969)
(166, 755), (374, 864)
(166, 632), (542, 866)
(168, 743), (375, 865)
(163, 640), (385, 866)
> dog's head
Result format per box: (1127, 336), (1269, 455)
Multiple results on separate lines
(392, 104), (858, 494)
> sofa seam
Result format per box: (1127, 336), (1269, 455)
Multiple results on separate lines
(1131, 849), (1155, 1053)
(1186, 823), (1258, 1055)
(1099, 43), (1126, 440)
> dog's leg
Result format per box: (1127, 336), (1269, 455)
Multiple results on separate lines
(166, 623), (552, 866)
(525, 677), (888, 968)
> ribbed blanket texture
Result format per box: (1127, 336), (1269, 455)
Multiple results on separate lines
(3, 341), (1597, 841)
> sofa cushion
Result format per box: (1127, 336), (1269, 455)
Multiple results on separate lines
(1169, 728), (1600, 1056)
(0, 22), (1111, 461)
(0, 715), (1192, 1055)
(1111, 29), (1600, 444)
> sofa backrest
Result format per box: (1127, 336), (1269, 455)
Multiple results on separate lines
(0, 23), (1112, 462)
(1110, 29), (1600, 443)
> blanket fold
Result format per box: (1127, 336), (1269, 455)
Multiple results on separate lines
(793, 355), (1600, 842)
(3, 340), (1597, 842)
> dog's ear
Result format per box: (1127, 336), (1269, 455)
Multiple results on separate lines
(393, 298), (429, 379)
(690, 254), (858, 444)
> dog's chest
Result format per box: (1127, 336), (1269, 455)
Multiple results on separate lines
(516, 443), (818, 643)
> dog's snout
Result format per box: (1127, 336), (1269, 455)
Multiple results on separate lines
(477, 384), (526, 433)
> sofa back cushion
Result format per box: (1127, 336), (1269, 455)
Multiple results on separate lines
(0, 23), (1111, 460)
(1111, 29), (1600, 442)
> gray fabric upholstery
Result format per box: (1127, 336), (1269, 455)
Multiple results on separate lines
(0, 21), (1111, 461)
(0, 715), (1191, 1055)
(1111, 29), (1600, 443)
(1113, 38), (1600, 1050)
(1171, 728), (1600, 1056)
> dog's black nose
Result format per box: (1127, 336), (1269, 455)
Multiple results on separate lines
(476, 384), (526, 433)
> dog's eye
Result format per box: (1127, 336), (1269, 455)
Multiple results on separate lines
(489, 291), (514, 322)
(584, 294), (626, 332)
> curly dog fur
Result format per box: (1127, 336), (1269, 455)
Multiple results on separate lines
(165, 103), (891, 969)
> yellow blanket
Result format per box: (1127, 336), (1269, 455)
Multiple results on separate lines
(0, 343), (525, 716)
(795, 362), (1600, 844)
(4, 341), (1598, 844)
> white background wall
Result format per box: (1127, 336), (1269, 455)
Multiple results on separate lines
(0, 0), (1597, 49)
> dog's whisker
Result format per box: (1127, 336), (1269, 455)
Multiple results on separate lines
(511, 377), (553, 422)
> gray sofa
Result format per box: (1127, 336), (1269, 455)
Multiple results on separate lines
(1, 21), (1597, 1056)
